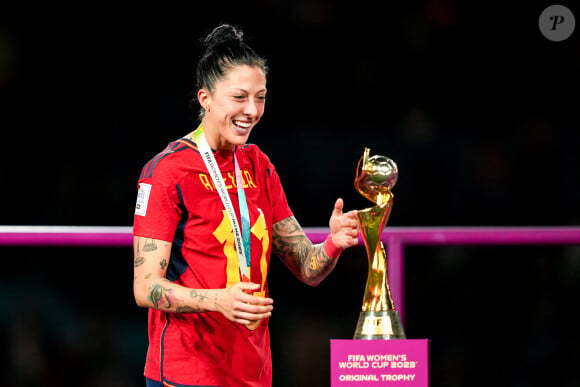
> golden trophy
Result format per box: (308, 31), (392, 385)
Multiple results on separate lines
(353, 148), (406, 340)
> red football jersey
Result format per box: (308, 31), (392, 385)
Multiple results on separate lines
(133, 138), (293, 386)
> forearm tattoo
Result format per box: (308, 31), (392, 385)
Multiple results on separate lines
(149, 283), (172, 310)
(187, 289), (211, 313)
(176, 306), (196, 313)
(149, 282), (205, 313)
(272, 216), (334, 282)
(138, 237), (212, 313)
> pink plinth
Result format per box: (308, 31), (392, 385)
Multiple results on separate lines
(331, 339), (430, 386)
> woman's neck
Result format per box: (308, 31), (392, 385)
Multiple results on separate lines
(187, 123), (234, 151)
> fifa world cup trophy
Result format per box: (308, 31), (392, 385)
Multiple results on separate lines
(353, 148), (406, 340)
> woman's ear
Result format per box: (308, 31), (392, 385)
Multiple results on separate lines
(197, 88), (211, 111)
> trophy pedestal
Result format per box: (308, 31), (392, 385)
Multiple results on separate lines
(330, 338), (430, 386)
(354, 310), (406, 340)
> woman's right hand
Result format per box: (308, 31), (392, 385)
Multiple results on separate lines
(216, 282), (274, 327)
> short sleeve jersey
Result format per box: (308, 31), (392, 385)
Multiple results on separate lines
(133, 137), (293, 387)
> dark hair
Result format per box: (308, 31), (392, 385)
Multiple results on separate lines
(195, 24), (267, 115)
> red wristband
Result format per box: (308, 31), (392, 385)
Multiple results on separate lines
(324, 234), (344, 259)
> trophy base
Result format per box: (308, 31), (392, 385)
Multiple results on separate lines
(354, 310), (406, 340)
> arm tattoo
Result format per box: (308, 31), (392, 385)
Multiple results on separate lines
(176, 306), (196, 313)
(191, 289), (209, 303)
(143, 238), (157, 252)
(272, 216), (333, 283)
(149, 283), (172, 309)
(184, 289), (208, 313)
(134, 242), (145, 267)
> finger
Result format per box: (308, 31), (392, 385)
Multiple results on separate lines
(247, 295), (274, 306)
(239, 281), (260, 289)
(236, 309), (272, 325)
(242, 302), (274, 314)
(237, 281), (260, 294)
(342, 231), (359, 244)
(333, 198), (344, 216)
(342, 232), (359, 244)
(236, 283), (274, 304)
(342, 217), (359, 228)
(345, 227), (359, 236)
(343, 210), (359, 219)
(235, 305), (273, 320)
(234, 282), (260, 297)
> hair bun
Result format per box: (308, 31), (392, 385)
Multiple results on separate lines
(195, 23), (267, 97)
(203, 24), (244, 50)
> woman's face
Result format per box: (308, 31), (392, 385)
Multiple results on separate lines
(199, 65), (267, 150)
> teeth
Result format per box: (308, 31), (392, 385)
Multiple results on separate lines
(234, 120), (251, 129)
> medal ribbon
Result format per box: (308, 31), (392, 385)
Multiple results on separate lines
(234, 151), (252, 277)
(193, 125), (251, 282)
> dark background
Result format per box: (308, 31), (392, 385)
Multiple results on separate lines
(1, 1), (579, 386)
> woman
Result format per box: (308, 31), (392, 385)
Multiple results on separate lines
(132, 24), (359, 387)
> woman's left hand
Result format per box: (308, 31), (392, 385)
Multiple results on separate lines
(329, 198), (359, 249)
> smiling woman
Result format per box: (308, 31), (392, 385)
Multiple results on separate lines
(190, 64), (267, 149)
(131, 23), (360, 387)
(191, 24), (268, 149)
